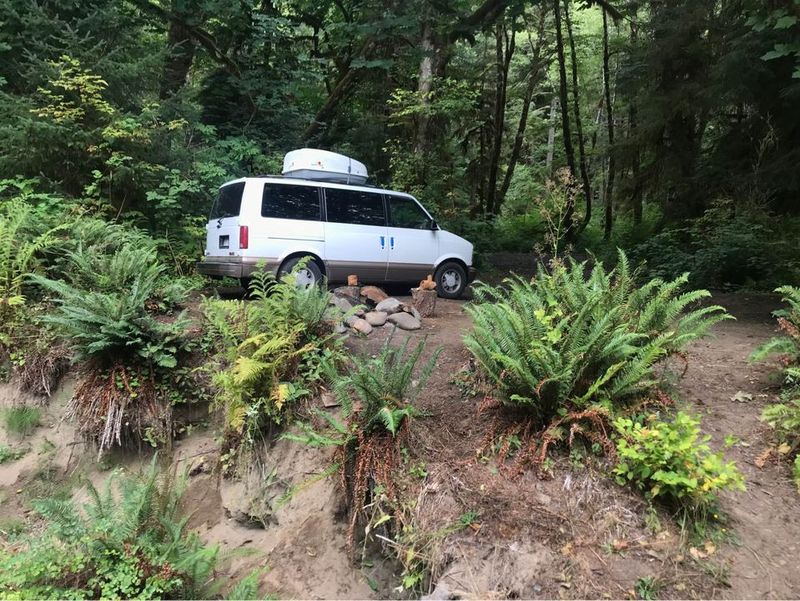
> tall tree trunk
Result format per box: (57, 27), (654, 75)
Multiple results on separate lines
(553, 0), (577, 236)
(159, 7), (195, 99)
(602, 8), (616, 239)
(486, 21), (514, 217)
(546, 95), (557, 175)
(496, 11), (548, 213)
(416, 15), (434, 154)
(563, 0), (592, 231)
(627, 18), (642, 225)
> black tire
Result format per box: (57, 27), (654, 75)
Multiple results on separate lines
(278, 256), (324, 289)
(434, 261), (467, 299)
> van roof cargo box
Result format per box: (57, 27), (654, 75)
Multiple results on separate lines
(282, 148), (368, 185)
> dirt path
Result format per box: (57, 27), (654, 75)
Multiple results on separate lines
(676, 292), (800, 599)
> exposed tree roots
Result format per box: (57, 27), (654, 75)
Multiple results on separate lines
(68, 363), (171, 456)
(338, 425), (406, 555)
(14, 345), (70, 399)
(478, 396), (617, 477)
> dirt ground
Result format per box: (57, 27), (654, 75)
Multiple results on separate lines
(1, 289), (799, 599)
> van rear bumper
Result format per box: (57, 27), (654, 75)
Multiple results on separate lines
(196, 257), (279, 279)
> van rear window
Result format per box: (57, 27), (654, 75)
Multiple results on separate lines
(261, 183), (321, 221)
(210, 182), (245, 220)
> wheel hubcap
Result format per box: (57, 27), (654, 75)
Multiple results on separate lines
(294, 268), (316, 289)
(441, 270), (461, 293)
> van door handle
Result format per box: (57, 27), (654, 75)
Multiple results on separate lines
(390, 236), (395, 250)
(380, 236), (385, 249)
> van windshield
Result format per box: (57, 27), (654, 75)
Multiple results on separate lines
(210, 182), (245, 220)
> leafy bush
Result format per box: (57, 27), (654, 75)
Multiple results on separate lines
(627, 200), (800, 289)
(3, 406), (41, 436)
(0, 457), (221, 600)
(613, 412), (745, 506)
(0, 199), (68, 347)
(32, 243), (189, 368)
(762, 399), (800, 454)
(751, 286), (800, 371)
(204, 266), (342, 469)
(464, 251), (729, 425)
(30, 227), (192, 454)
(285, 335), (440, 549)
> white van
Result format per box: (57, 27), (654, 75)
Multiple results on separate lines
(197, 154), (475, 298)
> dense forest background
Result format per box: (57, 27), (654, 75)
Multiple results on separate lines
(1, 0), (799, 288)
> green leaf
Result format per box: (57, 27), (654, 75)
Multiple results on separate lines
(774, 15), (798, 29)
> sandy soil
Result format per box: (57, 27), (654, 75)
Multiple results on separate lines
(1, 290), (799, 599)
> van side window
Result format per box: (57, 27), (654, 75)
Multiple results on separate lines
(210, 182), (245, 219)
(261, 183), (320, 220)
(325, 189), (385, 226)
(388, 195), (431, 229)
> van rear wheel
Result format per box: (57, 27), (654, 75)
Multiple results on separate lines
(434, 261), (467, 299)
(278, 256), (324, 289)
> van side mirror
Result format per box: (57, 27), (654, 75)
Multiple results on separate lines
(430, 219), (439, 231)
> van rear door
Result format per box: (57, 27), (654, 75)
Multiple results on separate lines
(206, 182), (245, 257)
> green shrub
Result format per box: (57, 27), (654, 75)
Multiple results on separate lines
(464, 251), (729, 425)
(0, 444), (26, 463)
(29, 227), (193, 454)
(31, 243), (189, 368)
(285, 335), (440, 549)
(613, 412), (745, 505)
(0, 199), (68, 346)
(751, 286), (800, 372)
(627, 200), (800, 289)
(4, 406), (41, 436)
(204, 266), (342, 469)
(0, 457), (221, 600)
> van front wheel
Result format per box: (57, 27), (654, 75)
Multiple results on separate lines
(434, 261), (467, 299)
(278, 256), (324, 289)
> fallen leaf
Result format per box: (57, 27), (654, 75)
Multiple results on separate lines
(777, 443), (792, 455)
(755, 448), (772, 468)
(689, 546), (708, 560)
(560, 542), (574, 556)
(731, 391), (753, 403)
(612, 539), (628, 552)
(704, 541), (716, 556)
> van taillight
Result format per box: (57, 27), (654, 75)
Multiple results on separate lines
(239, 225), (249, 249)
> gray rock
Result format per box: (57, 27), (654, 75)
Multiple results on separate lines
(402, 304), (421, 321)
(334, 322), (347, 334)
(365, 311), (388, 327)
(375, 297), (403, 314)
(330, 295), (355, 314)
(351, 318), (373, 335)
(187, 455), (210, 476)
(332, 285), (360, 304)
(388, 311), (421, 330)
(345, 314), (360, 327)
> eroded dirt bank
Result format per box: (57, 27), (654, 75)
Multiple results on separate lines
(1, 291), (798, 599)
